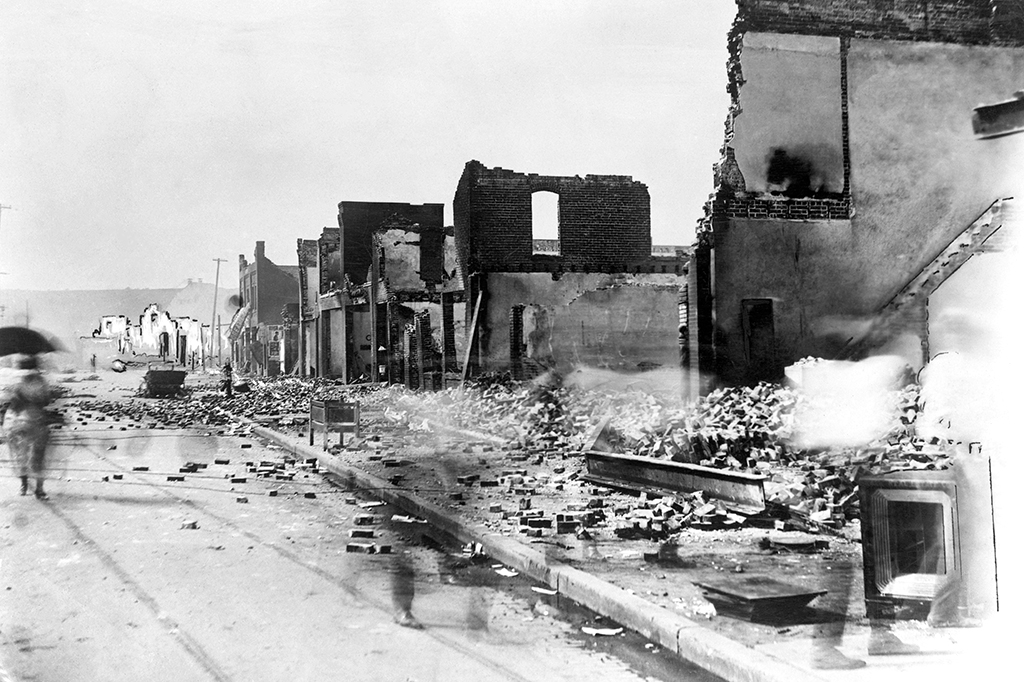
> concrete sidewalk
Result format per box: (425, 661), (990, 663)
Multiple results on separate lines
(245, 421), (991, 682)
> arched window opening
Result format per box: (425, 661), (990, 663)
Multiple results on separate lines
(531, 191), (560, 255)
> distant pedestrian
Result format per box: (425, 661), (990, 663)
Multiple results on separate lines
(90, 354), (97, 371)
(221, 362), (233, 399)
(2, 355), (55, 499)
(391, 551), (423, 629)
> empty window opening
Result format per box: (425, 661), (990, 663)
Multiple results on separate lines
(532, 191), (560, 254)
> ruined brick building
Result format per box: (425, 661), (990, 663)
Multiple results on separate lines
(297, 202), (463, 384)
(230, 241), (301, 376)
(691, 0), (1024, 389)
(454, 161), (688, 379)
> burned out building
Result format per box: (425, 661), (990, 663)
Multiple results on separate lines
(691, 0), (1024, 389)
(454, 160), (688, 380)
(230, 241), (301, 376)
(298, 202), (464, 384)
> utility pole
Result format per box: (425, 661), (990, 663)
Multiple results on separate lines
(210, 258), (227, 370)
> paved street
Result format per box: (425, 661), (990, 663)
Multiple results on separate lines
(0, 386), (718, 682)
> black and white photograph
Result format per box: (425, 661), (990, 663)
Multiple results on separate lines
(1, 1), (1022, 681)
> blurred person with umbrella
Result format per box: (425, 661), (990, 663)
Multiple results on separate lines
(0, 327), (62, 499)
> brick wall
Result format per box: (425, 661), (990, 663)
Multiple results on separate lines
(296, 239), (318, 321)
(376, 215), (447, 291)
(254, 248), (300, 327)
(453, 160), (655, 276)
(737, 0), (1023, 46)
(418, 225), (445, 285)
(338, 202), (444, 286)
(441, 292), (458, 373)
(715, 196), (853, 220)
(509, 304), (525, 380)
(318, 228), (341, 292)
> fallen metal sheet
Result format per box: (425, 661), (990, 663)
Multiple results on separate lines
(695, 576), (826, 622)
(583, 451), (766, 511)
(973, 92), (1024, 139)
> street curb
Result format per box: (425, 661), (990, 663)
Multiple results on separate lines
(251, 423), (826, 682)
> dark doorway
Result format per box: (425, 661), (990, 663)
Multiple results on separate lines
(159, 331), (171, 359)
(742, 298), (778, 382)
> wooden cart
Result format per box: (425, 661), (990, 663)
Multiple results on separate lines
(142, 362), (187, 398)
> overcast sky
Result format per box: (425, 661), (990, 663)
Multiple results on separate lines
(0, 0), (735, 291)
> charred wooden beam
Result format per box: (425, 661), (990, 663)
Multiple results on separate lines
(973, 92), (1024, 139)
(583, 451), (766, 512)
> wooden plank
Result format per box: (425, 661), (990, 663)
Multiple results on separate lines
(460, 291), (483, 388)
(583, 451), (766, 510)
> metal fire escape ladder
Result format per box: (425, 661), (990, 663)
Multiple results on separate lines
(839, 197), (1013, 359)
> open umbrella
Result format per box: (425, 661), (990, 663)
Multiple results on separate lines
(0, 326), (65, 357)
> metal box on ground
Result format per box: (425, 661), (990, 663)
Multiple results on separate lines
(309, 399), (360, 451)
(858, 461), (997, 622)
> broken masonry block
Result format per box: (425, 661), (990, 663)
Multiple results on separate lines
(479, 480), (499, 487)
(214, 459), (230, 465)
(377, 545), (392, 554)
(449, 492), (464, 501)
(556, 522), (579, 534)
(240, 443), (252, 449)
(518, 498), (532, 510)
(113, 474), (123, 480)
(489, 503), (503, 513)
(102, 476), (109, 482)
(167, 476), (185, 482)
(180, 520), (199, 530)
(354, 514), (378, 526)
(133, 466), (150, 472)
(346, 542), (377, 554)
(304, 492), (317, 499)
(525, 528), (543, 538)
(236, 497), (249, 504)
(268, 490), (279, 497)
(230, 477), (247, 484)
(349, 529), (375, 539)
(528, 518), (553, 529)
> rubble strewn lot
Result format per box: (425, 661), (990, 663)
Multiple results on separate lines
(63, 368), (955, 647)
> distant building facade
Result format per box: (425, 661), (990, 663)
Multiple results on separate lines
(453, 160), (689, 380)
(298, 202), (462, 385)
(230, 241), (301, 376)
